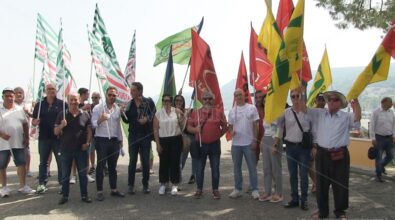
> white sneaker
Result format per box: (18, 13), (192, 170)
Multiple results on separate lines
(87, 175), (95, 183)
(0, 186), (11, 198)
(69, 175), (76, 184)
(158, 185), (166, 195)
(18, 185), (36, 195)
(171, 186), (178, 196)
(228, 189), (242, 199)
(251, 190), (260, 200)
(36, 184), (48, 194)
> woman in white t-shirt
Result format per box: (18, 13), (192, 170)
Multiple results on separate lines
(153, 94), (184, 196)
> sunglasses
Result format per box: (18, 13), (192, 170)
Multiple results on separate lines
(162, 99), (171, 103)
(328, 97), (340, 102)
(91, 97), (99, 99)
(291, 94), (300, 99)
(203, 97), (213, 101)
(107, 94), (117, 97)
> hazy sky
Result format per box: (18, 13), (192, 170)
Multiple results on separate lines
(0, 0), (385, 98)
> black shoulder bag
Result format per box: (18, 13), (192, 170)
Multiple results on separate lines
(291, 109), (313, 149)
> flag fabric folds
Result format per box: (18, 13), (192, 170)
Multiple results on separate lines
(88, 30), (131, 103)
(93, 4), (129, 91)
(125, 30), (137, 87)
(154, 17), (204, 67)
(347, 23), (395, 100)
(235, 52), (252, 104)
(156, 45), (177, 109)
(55, 27), (77, 100)
(190, 30), (224, 113)
(306, 48), (332, 107)
(35, 13), (59, 85)
(277, 0), (312, 84)
(249, 25), (272, 93)
(258, 0), (292, 124)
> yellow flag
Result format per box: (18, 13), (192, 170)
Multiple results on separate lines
(258, 0), (292, 124)
(346, 45), (391, 100)
(307, 48), (332, 107)
(284, 0), (305, 89)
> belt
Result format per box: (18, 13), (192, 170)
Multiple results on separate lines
(284, 140), (302, 145)
(317, 145), (346, 152)
(376, 134), (393, 138)
(95, 136), (119, 141)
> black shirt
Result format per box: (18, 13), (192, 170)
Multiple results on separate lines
(32, 97), (67, 140)
(122, 96), (156, 139)
(55, 110), (91, 151)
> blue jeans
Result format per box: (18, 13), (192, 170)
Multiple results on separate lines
(128, 134), (152, 187)
(180, 149), (198, 182)
(285, 142), (311, 203)
(196, 140), (221, 190)
(38, 139), (62, 185)
(231, 144), (258, 191)
(375, 135), (394, 177)
(60, 150), (88, 198)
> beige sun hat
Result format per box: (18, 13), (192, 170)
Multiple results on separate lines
(323, 90), (348, 108)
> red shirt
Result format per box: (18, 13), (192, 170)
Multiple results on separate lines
(188, 108), (227, 144)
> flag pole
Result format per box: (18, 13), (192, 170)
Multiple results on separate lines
(178, 17), (204, 95)
(88, 61), (93, 104)
(36, 67), (45, 120)
(32, 57), (36, 101)
(60, 18), (66, 119)
(194, 82), (202, 147)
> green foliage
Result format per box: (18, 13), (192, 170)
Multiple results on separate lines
(315, 0), (395, 31)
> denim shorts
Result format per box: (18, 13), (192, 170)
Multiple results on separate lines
(0, 148), (26, 169)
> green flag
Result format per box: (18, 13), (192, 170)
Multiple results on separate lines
(153, 17), (204, 66)
(156, 45), (177, 109)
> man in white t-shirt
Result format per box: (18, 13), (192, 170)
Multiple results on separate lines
(228, 89), (260, 200)
(0, 88), (35, 197)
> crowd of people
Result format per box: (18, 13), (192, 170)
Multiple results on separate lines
(3, 81), (395, 220)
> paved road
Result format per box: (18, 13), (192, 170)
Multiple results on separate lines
(0, 138), (394, 220)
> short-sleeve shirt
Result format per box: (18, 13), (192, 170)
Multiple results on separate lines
(55, 110), (91, 152)
(228, 103), (259, 146)
(0, 105), (28, 150)
(32, 97), (67, 140)
(155, 107), (182, 138)
(188, 108), (227, 144)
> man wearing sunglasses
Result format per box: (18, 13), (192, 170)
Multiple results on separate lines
(121, 82), (156, 195)
(308, 90), (361, 219)
(187, 90), (227, 199)
(91, 86), (124, 201)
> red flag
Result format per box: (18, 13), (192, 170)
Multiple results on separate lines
(235, 52), (252, 104)
(276, 0), (312, 83)
(382, 20), (395, 59)
(249, 25), (272, 93)
(190, 30), (224, 113)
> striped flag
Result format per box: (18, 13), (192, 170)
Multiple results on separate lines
(307, 48), (332, 107)
(88, 30), (131, 103)
(125, 30), (136, 87)
(35, 13), (58, 84)
(258, 0), (292, 124)
(55, 26), (77, 100)
(93, 4), (129, 91)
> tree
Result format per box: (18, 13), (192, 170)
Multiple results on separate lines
(315, 0), (395, 31)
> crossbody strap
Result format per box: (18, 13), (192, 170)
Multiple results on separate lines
(291, 109), (304, 133)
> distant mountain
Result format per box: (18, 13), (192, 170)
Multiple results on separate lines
(220, 64), (395, 112)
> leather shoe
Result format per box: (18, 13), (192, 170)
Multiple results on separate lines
(96, 192), (104, 201)
(81, 196), (92, 203)
(376, 175), (384, 183)
(111, 191), (125, 197)
(58, 197), (68, 205)
(300, 202), (309, 210)
(143, 186), (151, 194)
(284, 200), (299, 208)
(128, 186), (135, 195)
